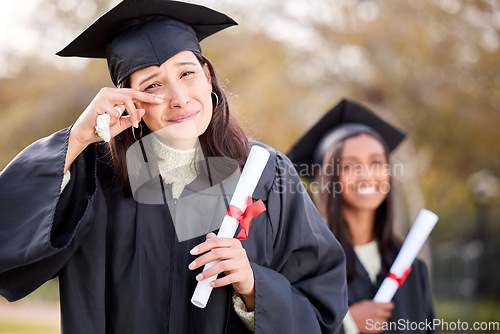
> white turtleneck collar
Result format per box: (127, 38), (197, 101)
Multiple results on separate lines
(353, 240), (381, 284)
(151, 134), (202, 199)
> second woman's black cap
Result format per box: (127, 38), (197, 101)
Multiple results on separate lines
(287, 99), (406, 180)
(56, 0), (237, 86)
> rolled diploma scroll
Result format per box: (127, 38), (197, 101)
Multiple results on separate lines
(373, 209), (438, 303)
(191, 145), (271, 308)
(95, 105), (126, 142)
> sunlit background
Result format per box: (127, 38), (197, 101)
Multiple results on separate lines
(1, 0), (499, 332)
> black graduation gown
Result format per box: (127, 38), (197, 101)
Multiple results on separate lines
(341, 256), (436, 334)
(0, 127), (348, 334)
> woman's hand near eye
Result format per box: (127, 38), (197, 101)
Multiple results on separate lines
(65, 87), (164, 173)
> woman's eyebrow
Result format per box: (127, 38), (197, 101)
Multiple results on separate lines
(340, 156), (358, 161)
(340, 153), (385, 161)
(139, 72), (160, 86)
(176, 61), (198, 67)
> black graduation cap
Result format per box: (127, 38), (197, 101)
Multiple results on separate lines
(56, 0), (237, 86)
(287, 98), (406, 180)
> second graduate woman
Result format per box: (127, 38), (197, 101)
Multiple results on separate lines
(0, 1), (347, 333)
(288, 99), (435, 334)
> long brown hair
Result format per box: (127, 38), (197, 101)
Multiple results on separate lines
(109, 52), (249, 196)
(315, 135), (402, 282)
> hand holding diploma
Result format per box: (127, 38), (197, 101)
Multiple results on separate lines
(373, 209), (438, 303)
(189, 232), (257, 310)
(190, 145), (270, 308)
(349, 300), (394, 333)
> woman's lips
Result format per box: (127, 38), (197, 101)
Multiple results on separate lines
(355, 185), (378, 195)
(169, 111), (199, 123)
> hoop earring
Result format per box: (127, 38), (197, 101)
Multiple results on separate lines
(211, 91), (219, 108)
(132, 122), (143, 141)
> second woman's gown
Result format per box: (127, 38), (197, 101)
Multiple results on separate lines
(341, 241), (436, 334)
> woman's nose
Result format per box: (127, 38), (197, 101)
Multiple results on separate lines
(165, 84), (189, 108)
(358, 163), (374, 180)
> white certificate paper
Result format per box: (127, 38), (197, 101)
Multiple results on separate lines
(373, 209), (438, 303)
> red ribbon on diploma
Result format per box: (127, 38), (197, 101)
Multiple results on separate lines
(387, 267), (412, 288)
(226, 196), (266, 240)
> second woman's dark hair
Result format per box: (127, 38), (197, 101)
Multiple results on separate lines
(316, 135), (402, 282)
(109, 53), (249, 196)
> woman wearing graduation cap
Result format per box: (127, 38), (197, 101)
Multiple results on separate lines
(288, 99), (436, 334)
(0, 0), (348, 333)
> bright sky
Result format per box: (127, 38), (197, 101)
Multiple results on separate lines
(0, 1), (40, 57)
(0, 0), (296, 77)
(0, 0), (58, 76)
(0, 0), (315, 60)
(0, 0), (370, 82)
(0, 0), (123, 77)
(5, 0), (495, 82)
